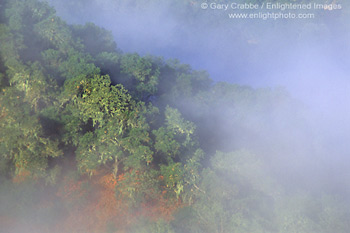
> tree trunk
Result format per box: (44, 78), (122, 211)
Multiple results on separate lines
(112, 157), (119, 178)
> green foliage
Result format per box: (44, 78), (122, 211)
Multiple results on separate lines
(152, 106), (198, 166)
(175, 151), (276, 233)
(58, 49), (100, 79)
(157, 60), (212, 108)
(153, 127), (181, 161)
(0, 3), (65, 179)
(160, 163), (184, 198)
(181, 148), (204, 203)
(5, 0), (55, 32)
(71, 22), (117, 56)
(164, 106), (196, 148)
(34, 15), (73, 51)
(159, 148), (204, 201)
(9, 62), (58, 110)
(120, 54), (160, 100)
(171, 206), (201, 233)
(0, 87), (62, 178)
(63, 74), (134, 127)
(0, 25), (26, 78)
(94, 51), (121, 79)
(122, 127), (154, 169)
(60, 74), (155, 175)
(115, 168), (160, 208)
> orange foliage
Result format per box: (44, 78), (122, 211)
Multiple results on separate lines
(56, 172), (131, 232)
(117, 173), (125, 182)
(16, 169), (185, 232)
(12, 169), (31, 183)
(140, 192), (184, 222)
(56, 176), (87, 201)
(99, 173), (117, 188)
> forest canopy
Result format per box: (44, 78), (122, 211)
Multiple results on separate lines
(0, 0), (349, 233)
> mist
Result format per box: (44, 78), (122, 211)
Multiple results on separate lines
(47, 0), (350, 102)
(1, 0), (350, 232)
(47, 0), (350, 176)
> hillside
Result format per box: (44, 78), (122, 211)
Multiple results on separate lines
(0, 1), (350, 232)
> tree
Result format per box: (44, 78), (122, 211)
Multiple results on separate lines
(164, 106), (196, 150)
(0, 87), (62, 178)
(58, 49), (100, 80)
(275, 194), (350, 233)
(71, 22), (117, 56)
(60, 74), (153, 176)
(9, 62), (58, 110)
(153, 127), (181, 163)
(174, 150), (276, 233)
(115, 168), (160, 208)
(120, 54), (159, 101)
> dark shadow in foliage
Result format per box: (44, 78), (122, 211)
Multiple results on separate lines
(71, 22), (117, 56)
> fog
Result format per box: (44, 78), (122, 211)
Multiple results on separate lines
(46, 0), (350, 169)
(2, 0), (350, 232)
(47, 0), (350, 101)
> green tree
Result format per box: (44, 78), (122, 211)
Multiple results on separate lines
(164, 106), (196, 149)
(153, 127), (181, 163)
(115, 168), (160, 208)
(9, 62), (58, 110)
(174, 150), (276, 233)
(120, 54), (159, 100)
(60, 74), (153, 176)
(0, 87), (62, 178)
(71, 22), (117, 56)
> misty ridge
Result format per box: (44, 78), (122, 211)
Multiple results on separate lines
(48, 0), (350, 187)
(0, 0), (350, 232)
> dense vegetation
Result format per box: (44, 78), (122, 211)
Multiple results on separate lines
(0, 0), (349, 232)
